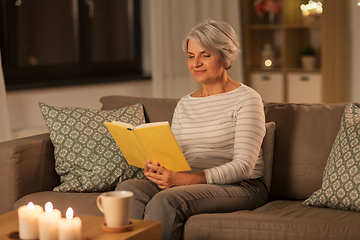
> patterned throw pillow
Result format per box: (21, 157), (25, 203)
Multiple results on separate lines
(39, 102), (146, 192)
(303, 104), (360, 211)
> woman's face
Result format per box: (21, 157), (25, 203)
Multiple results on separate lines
(187, 40), (226, 84)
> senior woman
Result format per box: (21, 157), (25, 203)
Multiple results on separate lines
(116, 19), (268, 240)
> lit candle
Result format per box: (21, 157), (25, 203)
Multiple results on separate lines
(38, 202), (62, 240)
(58, 207), (82, 240)
(18, 202), (44, 239)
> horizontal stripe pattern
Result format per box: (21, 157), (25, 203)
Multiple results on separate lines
(171, 84), (265, 184)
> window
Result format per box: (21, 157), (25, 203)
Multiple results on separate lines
(0, 0), (143, 90)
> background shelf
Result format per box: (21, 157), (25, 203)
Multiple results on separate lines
(241, 0), (349, 103)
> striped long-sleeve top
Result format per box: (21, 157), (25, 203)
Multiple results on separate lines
(171, 84), (266, 184)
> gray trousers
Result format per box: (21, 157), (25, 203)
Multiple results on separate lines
(115, 178), (268, 240)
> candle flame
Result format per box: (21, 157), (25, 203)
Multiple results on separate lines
(66, 207), (74, 219)
(45, 202), (53, 213)
(27, 202), (34, 210)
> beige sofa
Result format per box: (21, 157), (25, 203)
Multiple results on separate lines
(1, 95), (360, 239)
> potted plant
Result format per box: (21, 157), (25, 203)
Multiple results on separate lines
(301, 45), (316, 70)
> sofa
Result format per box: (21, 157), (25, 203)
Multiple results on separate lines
(1, 95), (360, 240)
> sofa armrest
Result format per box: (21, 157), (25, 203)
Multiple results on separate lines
(0, 133), (60, 214)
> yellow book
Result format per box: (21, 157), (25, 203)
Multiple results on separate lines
(104, 121), (191, 172)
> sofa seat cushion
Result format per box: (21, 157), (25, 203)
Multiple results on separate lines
(13, 191), (102, 216)
(184, 200), (360, 240)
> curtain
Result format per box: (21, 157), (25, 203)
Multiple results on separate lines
(149, 0), (244, 98)
(0, 50), (11, 142)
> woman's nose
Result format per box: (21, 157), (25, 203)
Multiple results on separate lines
(193, 57), (202, 67)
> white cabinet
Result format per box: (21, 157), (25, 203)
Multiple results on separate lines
(250, 72), (322, 103)
(250, 72), (284, 102)
(287, 73), (322, 103)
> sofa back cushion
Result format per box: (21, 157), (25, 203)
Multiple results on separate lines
(100, 96), (179, 124)
(264, 102), (349, 201)
(100, 95), (352, 201)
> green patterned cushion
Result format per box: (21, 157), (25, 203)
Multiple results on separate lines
(303, 104), (360, 211)
(39, 102), (146, 192)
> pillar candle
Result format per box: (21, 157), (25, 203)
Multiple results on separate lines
(58, 207), (82, 240)
(18, 202), (44, 239)
(38, 202), (62, 240)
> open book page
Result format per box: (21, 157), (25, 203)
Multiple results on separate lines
(110, 121), (169, 130)
(105, 122), (147, 169)
(105, 121), (191, 172)
(132, 122), (191, 172)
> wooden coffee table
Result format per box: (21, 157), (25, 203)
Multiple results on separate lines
(0, 210), (161, 240)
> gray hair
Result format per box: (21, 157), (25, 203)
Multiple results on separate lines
(182, 19), (240, 70)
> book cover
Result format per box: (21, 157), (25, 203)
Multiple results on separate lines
(104, 121), (191, 172)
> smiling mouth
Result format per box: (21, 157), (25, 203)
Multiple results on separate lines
(194, 70), (206, 75)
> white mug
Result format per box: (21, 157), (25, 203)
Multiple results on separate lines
(96, 191), (133, 228)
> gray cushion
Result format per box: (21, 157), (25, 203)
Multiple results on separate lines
(39, 102), (146, 192)
(263, 122), (276, 192)
(303, 104), (360, 211)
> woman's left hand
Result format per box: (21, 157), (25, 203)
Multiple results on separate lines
(144, 161), (177, 189)
(144, 160), (207, 189)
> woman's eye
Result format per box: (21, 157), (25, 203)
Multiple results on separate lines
(188, 55), (194, 59)
(203, 55), (210, 58)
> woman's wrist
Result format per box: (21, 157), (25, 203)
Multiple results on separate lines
(172, 171), (207, 186)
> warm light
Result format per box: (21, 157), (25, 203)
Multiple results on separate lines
(300, 1), (323, 16)
(358, 0), (360, 6)
(19, 202), (44, 239)
(59, 207), (82, 240)
(66, 207), (74, 219)
(44, 202), (53, 213)
(264, 59), (273, 67)
(27, 202), (34, 210)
